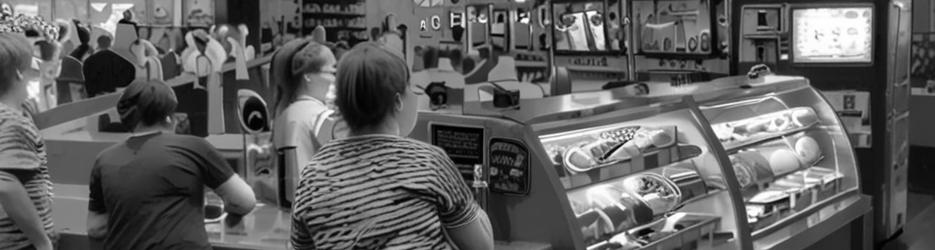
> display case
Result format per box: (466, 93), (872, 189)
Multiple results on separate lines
(409, 90), (751, 249)
(614, 74), (871, 249)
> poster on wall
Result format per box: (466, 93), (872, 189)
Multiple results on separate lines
(560, 12), (589, 51)
(149, 0), (176, 25)
(184, 0), (214, 28)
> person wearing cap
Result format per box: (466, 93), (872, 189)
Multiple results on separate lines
(86, 79), (256, 249)
(0, 32), (55, 250)
(290, 42), (493, 250)
(271, 38), (337, 172)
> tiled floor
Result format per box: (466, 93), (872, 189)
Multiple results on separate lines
(882, 193), (935, 250)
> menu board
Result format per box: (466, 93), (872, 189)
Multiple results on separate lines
(489, 138), (530, 195)
(792, 7), (873, 63)
(431, 124), (486, 177)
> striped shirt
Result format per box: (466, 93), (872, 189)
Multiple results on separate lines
(0, 102), (55, 250)
(291, 134), (479, 250)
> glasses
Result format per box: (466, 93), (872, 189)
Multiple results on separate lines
(411, 84), (426, 96)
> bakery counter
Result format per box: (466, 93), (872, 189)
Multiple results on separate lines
(52, 184), (290, 250)
(752, 194), (872, 250)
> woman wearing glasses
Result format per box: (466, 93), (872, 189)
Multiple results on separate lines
(290, 42), (493, 249)
(271, 38), (338, 172)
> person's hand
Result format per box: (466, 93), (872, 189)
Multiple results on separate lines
(34, 237), (53, 250)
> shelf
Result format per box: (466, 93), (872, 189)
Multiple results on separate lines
(317, 27), (368, 31)
(721, 123), (817, 153)
(303, 12), (366, 17)
(561, 144), (703, 190)
(514, 61), (548, 68)
(752, 193), (869, 250)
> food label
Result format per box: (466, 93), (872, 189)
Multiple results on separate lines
(489, 138), (530, 195)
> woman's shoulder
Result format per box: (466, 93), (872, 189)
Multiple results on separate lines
(318, 135), (440, 155)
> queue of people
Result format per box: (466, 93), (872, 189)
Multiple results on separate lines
(0, 13), (494, 250)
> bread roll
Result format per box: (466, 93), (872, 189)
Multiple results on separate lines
(768, 149), (801, 176)
(794, 136), (822, 164)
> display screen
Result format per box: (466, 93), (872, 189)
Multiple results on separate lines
(431, 124), (486, 178)
(792, 7), (873, 64)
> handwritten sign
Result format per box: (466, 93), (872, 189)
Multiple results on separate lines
(431, 124), (485, 177)
(489, 138), (530, 195)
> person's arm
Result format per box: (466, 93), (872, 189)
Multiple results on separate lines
(290, 167), (315, 250)
(212, 175), (255, 215)
(428, 148), (494, 250)
(189, 138), (256, 215)
(87, 161), (107, 239)
(86, 212), (107, 239)
(0, 171), (53, 250)
(448, 207), (494, 250)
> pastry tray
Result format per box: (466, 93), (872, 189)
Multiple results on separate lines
(561, 145), (703, 190)
(564, 127), (681, 173)
(717, 107), (820, 152)
(586, 213), (720, 250)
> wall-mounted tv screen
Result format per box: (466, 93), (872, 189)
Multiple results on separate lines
(792, 6), (873, 64)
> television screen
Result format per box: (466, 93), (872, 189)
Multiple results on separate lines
(792, 7), (873, 64)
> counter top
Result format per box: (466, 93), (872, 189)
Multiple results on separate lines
(52, 184), (290, 250)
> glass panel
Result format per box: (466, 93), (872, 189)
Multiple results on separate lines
(700, 87), (859, 233)
(537, 108), (743, 249)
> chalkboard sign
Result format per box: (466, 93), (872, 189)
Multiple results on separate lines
(430, 124), (486, 178)
(489, 138), (530, 195)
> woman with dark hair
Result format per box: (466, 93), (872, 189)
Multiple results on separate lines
(87, 80), (256, 250)
(271, 38), (336, 170)
(291, 42), (493, 249)
(0, 32), (55, 250)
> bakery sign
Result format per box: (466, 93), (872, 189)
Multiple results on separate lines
(488, 138), (530, 195)
(555, 55), (627, 72)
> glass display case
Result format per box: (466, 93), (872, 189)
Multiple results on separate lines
(409, 90), (750, 249)
(539, 102), (746, 250)
(614, 74), (870, 249)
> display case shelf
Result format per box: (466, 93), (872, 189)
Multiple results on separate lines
(612, 74), (865, 249)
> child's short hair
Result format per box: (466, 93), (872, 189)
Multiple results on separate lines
(117, 80), (178, 130)
(0, 33), (33, 95)
(334, 42), (409, 132)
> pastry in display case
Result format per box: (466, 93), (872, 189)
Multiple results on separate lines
(409, 92), (750, 249)
(538, 101), (745, 250)
(613, 74), (868, 248)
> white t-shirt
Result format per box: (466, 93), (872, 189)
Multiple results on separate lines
(272, 96), (330, 170)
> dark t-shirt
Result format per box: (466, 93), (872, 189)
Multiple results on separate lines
(89, 132), (234, 250)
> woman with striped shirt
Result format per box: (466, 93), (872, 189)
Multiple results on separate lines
(291, 42), (494, 249)
(0, 33), (55, 250)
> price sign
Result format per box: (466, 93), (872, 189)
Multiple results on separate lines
(488, 138), (530, 195)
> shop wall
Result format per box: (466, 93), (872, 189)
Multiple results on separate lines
(1, 0), (53, 20)
(912, 0), (935, 86)
(913, 0), (932, 32)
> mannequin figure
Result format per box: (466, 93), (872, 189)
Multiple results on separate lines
(130, 39), (163, 81)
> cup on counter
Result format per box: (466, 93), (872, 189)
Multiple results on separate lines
(204, 192), (227, 224)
